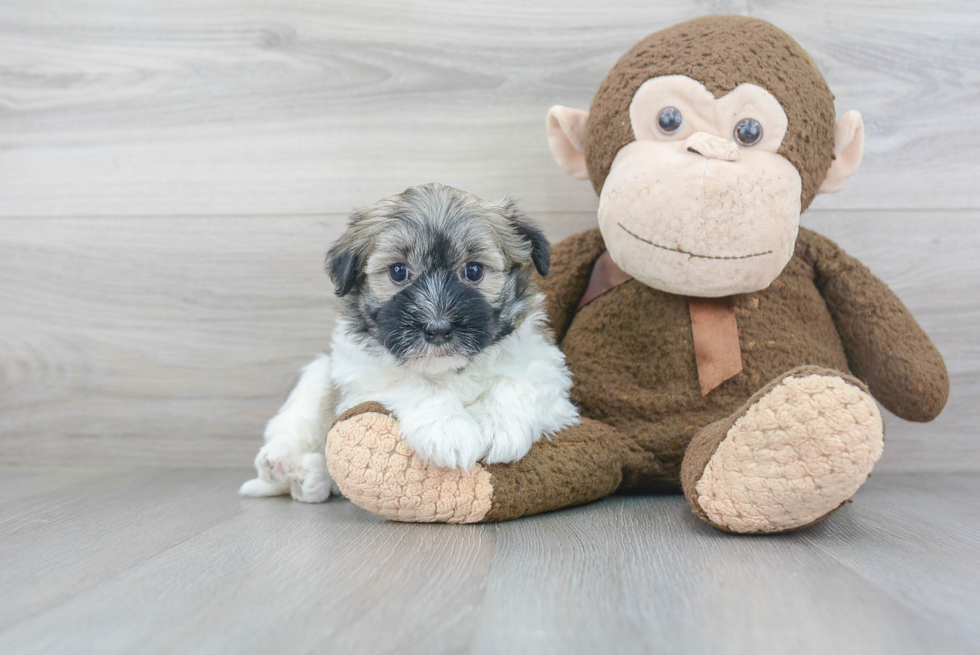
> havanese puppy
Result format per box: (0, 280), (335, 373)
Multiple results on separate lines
(240, 183), (580, 503)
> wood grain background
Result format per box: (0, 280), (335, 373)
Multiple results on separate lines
(1, 0), (978, 471)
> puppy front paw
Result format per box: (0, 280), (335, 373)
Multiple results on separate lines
(477, 414), (536, 465)
(401, 413), (487, 470)
(289, 452), (332, 503)
(254, 439), (305, 486)
(239, 440), (297, 498)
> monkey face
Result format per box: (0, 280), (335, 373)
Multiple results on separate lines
(545, 15), (866, 299)
(596, 75), (802, 297)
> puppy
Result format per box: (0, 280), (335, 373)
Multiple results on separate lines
(240, 183), (580, 502)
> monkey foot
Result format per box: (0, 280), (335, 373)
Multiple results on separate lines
(325, 403), (494, 523)
(682, 366), (884, 534)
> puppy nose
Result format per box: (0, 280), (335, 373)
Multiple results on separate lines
(424, 319), (453, 345)
(685, 131), (739, 162)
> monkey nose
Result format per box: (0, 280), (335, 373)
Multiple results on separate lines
(685, 132), (739, 162)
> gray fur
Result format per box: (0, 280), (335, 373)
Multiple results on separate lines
(325, 183), (550, 367)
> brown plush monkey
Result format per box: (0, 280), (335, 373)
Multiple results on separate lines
(325, 15), (949, 532)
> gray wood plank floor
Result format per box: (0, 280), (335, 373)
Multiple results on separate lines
(0, 467), (977, 655)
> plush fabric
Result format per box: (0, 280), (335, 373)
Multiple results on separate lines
(808, 237), (951, 421)
(597, 137), (802, 296)
(548, 227), (851, 488)
(327, 403), (494, 523)
(551, 228), (946, 465)
(629, 76), (789, 149)
(327, 403), (628, 523)
(482, 418), (628, 521)
(682, 367), (884, 533)
(586, 14), (836, 211)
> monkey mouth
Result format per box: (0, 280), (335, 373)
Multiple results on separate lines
(617, 223), (773, 261)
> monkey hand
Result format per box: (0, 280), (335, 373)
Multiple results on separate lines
(325, 402), (494, 523)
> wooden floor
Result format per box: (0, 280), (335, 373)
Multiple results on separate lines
(0, 467), (977, 655)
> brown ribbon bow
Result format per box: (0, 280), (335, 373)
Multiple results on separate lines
(577, 251), (743, 395)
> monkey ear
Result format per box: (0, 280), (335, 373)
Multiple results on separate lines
(819, 111), (865, 194)
(546, 106), (590, 181)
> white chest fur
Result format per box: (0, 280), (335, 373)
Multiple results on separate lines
(328, 307), (580, 469)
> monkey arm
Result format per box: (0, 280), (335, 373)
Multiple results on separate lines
(800, 228), (949, 422)
(326, 401), (627, 523)
(534, 228), (606, 343)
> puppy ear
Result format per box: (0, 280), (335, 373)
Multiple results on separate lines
(326, 247), (358, 296)
(325, 216), (367, 297)
(502, 201), (551, 276)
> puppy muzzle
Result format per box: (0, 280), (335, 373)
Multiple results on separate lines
(376, 271), (494, 363)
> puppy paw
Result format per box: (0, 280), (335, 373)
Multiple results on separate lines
(289, 453), (332, 503)
(477, 414), (536, 465)
(251, 440), (332, 503)
(401, 413), (487, 470)
(254, 439), (305, 485)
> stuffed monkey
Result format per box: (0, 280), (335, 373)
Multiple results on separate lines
(325, 15), (948, 532)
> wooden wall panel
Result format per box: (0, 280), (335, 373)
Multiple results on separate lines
(0, 212), (975, 471)
(0, 0), (977, 216)
(0, 0), (977, 470)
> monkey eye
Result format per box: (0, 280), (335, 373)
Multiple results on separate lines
(734, 118), (764, 146)
(389, 263), (410, 284)
(657, 107), (683, 135)
(463, 262), (484, 283)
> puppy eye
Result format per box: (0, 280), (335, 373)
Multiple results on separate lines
(389, 263), (410, 284)
(463, 262), (484, 283)
(734, 118), (763, 146)
(657, 107), (683, 135)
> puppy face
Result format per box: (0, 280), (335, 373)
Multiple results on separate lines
(326, 183), (550, 374)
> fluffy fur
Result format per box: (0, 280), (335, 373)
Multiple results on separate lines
(330, 301), (579, 469)
(240, 184), (579, 503)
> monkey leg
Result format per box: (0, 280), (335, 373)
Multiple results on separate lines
(680, 366), (884, 534)
(326, 403), (627, 523)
